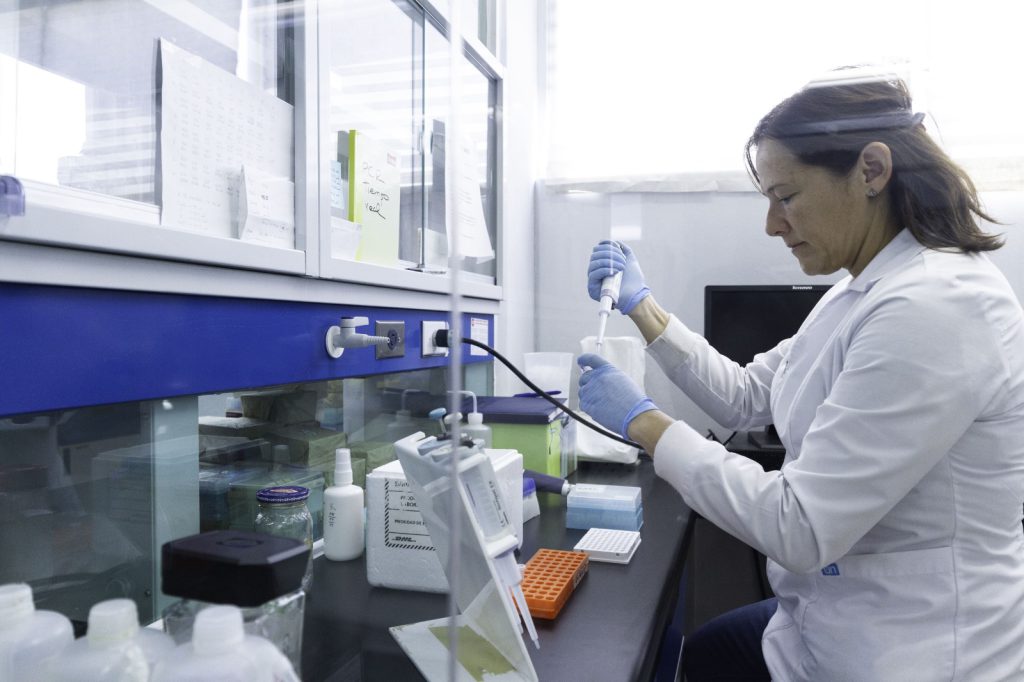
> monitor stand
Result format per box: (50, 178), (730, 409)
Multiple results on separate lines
(748, 424), (785, 452)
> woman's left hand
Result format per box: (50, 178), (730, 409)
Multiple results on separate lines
(578, 353), (658, 438)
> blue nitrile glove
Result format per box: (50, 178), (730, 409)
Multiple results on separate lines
(586, 240), (651, 314)
(577, 353), (658, 439)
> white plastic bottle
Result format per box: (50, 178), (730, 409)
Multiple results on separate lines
(0, 582), (73, 682)
(323, 448), (365, 561)
(123, 599), (175, 672)
(464, 410), (492, 448)
(51, 599), (151, 682)
(454, 390), (492, 448)
(151, 605), (298, 682)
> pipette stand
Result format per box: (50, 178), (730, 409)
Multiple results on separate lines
(390, 432), (539, 682)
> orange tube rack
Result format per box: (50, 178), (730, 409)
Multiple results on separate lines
(521, 549), (589, 620)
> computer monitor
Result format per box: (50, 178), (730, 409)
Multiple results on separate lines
(703, 284), (830, 449)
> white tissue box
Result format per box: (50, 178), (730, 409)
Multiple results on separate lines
(366, 448), (523, 592)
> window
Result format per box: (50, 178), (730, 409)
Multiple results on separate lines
(544, 0), (1024, 191)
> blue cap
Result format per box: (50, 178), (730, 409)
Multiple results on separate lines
(256, 486), (310, 503)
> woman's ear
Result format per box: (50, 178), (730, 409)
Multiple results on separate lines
(859, 141), (893, 195)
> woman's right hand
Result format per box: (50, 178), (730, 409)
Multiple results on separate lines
(586, 240), (651, 314)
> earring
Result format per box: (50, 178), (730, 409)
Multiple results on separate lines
(867, 188), (879, 198)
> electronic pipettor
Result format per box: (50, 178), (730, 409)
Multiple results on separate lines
(393, 432), (540, 651)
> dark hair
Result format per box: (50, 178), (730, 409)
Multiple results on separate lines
(744, 75), (1002, 252)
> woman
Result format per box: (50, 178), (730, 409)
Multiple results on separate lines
(579, 76), (1024, 681)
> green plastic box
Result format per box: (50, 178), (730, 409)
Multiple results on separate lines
(473, 396), (575, 477)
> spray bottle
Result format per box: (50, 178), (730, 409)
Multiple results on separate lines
(323, 448), (365, 561)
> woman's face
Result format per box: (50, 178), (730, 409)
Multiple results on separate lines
(755, 139), (875, 277)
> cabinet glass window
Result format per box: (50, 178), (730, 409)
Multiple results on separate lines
(323, 0), (424, 268)
(322, 0), (498, 283)
(0, 1), (296, 249)
(0, 366), (494, 628)
(424, 18), (498, 281)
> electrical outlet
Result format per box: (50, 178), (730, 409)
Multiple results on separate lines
(421, 320), (449, 357)
(375, 321), (405, 359)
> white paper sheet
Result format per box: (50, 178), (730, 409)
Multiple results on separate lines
(448, 133), (494, 261)
(159, 39), (293, 241)
(239, 165), (294, 248)
(329, 217), (361, 260)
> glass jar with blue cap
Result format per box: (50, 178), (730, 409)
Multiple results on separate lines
(255, 486), (313, 592)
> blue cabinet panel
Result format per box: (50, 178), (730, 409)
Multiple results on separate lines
(0, 284), (491, 416)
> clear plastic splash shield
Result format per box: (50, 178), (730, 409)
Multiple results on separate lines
(391, 432), (538, 682)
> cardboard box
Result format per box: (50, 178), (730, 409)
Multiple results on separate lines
(346, 440), (396, 488)
(198, 416), (272, 440)
(265, 424), (347, 469)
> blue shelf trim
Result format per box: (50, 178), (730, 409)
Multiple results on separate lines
(0, 283), (493, 417)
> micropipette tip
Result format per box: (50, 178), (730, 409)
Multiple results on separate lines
(511, 585), (540, 649)
(595, 307), (610, 357)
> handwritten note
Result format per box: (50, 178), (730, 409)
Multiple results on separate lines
(347, 130), (400, 266)
(448, 132), (494, 261)
(159, 40), (293, 243)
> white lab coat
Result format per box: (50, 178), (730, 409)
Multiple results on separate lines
(648, 229), (1024, 681)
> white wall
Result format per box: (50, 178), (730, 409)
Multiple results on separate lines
(534, 188), (1024, 437)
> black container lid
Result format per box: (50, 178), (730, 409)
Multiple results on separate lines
(162, 530), (309, 606)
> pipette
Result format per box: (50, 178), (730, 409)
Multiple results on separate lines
(596, 271), (622, 356)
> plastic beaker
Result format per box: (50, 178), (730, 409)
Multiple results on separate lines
(523, 352), (573, 398)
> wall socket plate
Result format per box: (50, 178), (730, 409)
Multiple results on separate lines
(375, 321), (405, 359)
(421, 320), (449, 357)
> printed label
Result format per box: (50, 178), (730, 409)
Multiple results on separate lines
(470, 318), (489, 356)
(383, 478), (434, 551)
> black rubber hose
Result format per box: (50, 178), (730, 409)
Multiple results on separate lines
(435, 330), (644, 451)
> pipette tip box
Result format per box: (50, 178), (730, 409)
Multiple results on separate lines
(565, 483), (643, 532)
(574, 528), (642, 564)
(521, 549), (589, 620)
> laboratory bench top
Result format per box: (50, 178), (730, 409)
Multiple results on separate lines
(300, 458), (694, 681)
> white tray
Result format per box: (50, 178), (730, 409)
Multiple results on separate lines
(573, 528), (641, 564)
